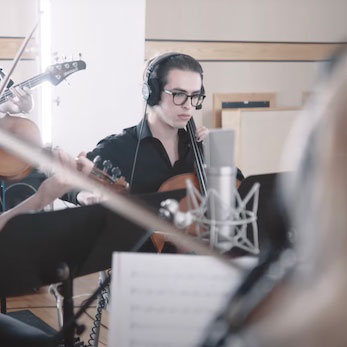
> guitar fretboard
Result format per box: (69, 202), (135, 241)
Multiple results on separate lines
(0, 72), (50, 105)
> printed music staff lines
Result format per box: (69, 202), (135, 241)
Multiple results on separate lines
(109, 252), (258, 347)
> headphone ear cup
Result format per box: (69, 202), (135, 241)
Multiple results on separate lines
(142, 82), (150, 101)
(147, 78), (161, 106)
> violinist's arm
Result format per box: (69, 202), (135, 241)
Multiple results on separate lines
(0, 150), (93, 232)
(0, 185), (49, 231)
(0, 86), (33, 115)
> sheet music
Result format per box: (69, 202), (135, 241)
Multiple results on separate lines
(109, 252), (258, 347)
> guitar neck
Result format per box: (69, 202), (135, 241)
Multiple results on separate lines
(0, 72), (50, 105)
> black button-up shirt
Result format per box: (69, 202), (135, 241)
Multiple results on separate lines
(87, 119), (195, 194)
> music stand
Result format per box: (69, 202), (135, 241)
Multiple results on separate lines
(0, 204), (150, 346)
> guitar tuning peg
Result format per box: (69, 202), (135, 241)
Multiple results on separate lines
(78, 52), (82, 59)
(64, 78), (71, 87)
(52, 53), (59, 63)
(111, 167), (121, 180)
(102, 160), (113, 174)
(53, 97), (60, 107)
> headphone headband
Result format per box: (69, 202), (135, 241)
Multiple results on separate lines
(142, 52), (204, 109)
(143, 52), (181, 102)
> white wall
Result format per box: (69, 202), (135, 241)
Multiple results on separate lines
(1, 0), (146, 156)
(50, 0), (146, 155)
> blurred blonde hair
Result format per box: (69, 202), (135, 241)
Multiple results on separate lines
(245, 48), (347, 347)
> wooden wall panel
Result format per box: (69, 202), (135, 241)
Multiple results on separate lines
(0, 37), (37, 60)
(213, 92), (277, 128)
(146, 40), (347, 62)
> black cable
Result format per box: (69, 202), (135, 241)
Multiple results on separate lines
(86, 284), (110, 347)
(84, 311), (108, 330)
(54, 275), (111, 343)
(129, 103), (148, 190)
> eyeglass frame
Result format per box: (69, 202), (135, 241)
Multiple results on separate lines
(163, 89), (206, 107)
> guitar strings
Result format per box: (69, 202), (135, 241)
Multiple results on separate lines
(0, 72), (50, 103)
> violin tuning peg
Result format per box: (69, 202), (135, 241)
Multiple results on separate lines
(93, 155), (102, 166)
(159, 208), (172, 221)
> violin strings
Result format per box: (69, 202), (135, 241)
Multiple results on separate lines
(187, 119), (207, 196)
(187, 120), (205, 185)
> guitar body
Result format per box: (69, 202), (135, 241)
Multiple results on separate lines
(0, 115), (42, 180)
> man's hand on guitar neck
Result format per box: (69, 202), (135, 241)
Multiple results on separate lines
(0, 86), (33, 115)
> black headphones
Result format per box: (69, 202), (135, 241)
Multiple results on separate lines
(142, 52), (204, 109)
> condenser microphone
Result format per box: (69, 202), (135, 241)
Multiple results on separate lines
(203, 129), (236, 251)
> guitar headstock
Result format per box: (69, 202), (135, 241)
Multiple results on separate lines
(46, 60), (87, 86)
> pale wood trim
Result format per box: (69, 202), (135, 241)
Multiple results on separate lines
(0, 37), (37, 60)
(146, 40), (347, 62)
(213, 92), (277, 128)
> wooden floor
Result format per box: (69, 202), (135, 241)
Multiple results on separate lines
(7, 273), (110, 346)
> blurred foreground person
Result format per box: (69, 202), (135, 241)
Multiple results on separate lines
(237, 49), (347, 347)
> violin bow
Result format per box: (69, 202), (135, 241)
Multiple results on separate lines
(0, 18), (40, 100)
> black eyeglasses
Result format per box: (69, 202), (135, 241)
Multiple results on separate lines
(163, 89), (205, 107)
